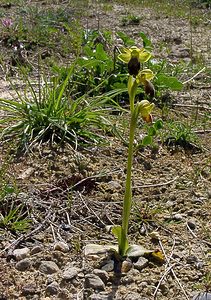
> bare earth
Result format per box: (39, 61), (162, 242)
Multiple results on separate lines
(0, 1), (211, 300)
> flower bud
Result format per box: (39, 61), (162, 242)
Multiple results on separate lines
(144, 79), (155, 98)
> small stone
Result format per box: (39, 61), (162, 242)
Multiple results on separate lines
(166, 200), (174, 208)
(18, 167), (35, 179)
(39, 261), (60, 274)
(16, 258), (31, 271)
(186, 255), (198, 264)
(121, 259), (133, 273)
(187, 219), (196, 229)
(13, 247), (30, 261)
(46, 281), (59, 295)
(107, 180), (122, 190)
(134, 257), (148, 271)
(101, 260), (114, 272)
(193, 293), (211, 300)
(84, 274), (105, 290)
(195, 261), (204, 269)
(93, 269), (109, 283)
(62, 266), (80, 280)
(173, 213), (183, 221)
(21, 283), (36, 296)
(54, 241), (69, 253)
(31, 245), (43, 255)
(89, 293), (111, 300)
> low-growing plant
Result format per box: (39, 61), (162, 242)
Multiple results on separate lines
(160, 120), (200, 150)
(121, 14), (141, 26)
(0, 62), (120, 152)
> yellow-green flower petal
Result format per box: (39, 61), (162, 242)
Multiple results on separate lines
(138, 50), (151, 63)
(118, 46), (151, 64)
(118, 48), (131, 63)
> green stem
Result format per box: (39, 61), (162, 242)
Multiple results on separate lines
(119, 110), (137, 256)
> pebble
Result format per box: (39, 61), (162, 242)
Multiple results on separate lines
(186, 255), (198, 264)
(31, 245), (43, 255)
(62, 266), (80, 280)
(101, 259), (114, 272)
(173, 213), (183, 221)
(134, 257), (148, 271)
(39, 261), (60, 274)
(125, 292), (147, 300)
(15, 258), (31, 271)
(54, 241), (69, 253)
(107, 180), (122, 190)
(13, 247), (30, 261)
(193, 293), (211, 300)
(187, 218), (196, 229)
(45, 281), (59, 295)
(93, 269), (109, 283)
(84, 274), (105, 290)
(121, 259), (133, 273)
(89, 293), (111, 300)
(21, 283), (36, 296)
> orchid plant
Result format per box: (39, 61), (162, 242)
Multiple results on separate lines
(112, 46), (155, 257)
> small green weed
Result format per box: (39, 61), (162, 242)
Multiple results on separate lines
(121, 14), (141, 26)
(160, 120), (200, 151)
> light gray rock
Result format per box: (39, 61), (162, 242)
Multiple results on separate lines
(84, 274), (105, 290)
(15, 258), (31, 271)
(101, 259), (114, 272)
(46, 281), (59, 295)
(31, 245), (43, 255)
(125, 292), (148, 300)
(193, 293), (211, 300)
(13, 247), (30, 261)
(89, 293), (111, 300)
(134, 257), (148, 271)
(54, 241), (69, 253)
(39, 261), (60, 274)
(173, 213), (183, 221)
(62, 266), (80, 280)
(93, 269), (109, 283)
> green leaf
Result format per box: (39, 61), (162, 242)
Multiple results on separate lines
(148, 126), (157, 136)
(112, 225), (122, 245)
(156, 75), (183, 91)
(117, 31), (135, 46)
(142, 135), (153, 146)
(153, 119), (163, 130)
(139, 32), (153, 50)
(95, 44), (108, 61)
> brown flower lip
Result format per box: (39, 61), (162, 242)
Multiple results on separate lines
(128, 57), (140, 77)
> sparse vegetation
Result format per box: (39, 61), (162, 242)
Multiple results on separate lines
(0, 1), (210, 299)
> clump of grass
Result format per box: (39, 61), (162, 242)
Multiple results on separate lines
(0, 62), (118, 153)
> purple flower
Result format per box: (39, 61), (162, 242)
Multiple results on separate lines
(2, 18), (13, 28)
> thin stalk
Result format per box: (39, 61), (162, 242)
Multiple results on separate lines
(119, 111), (137, 256)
